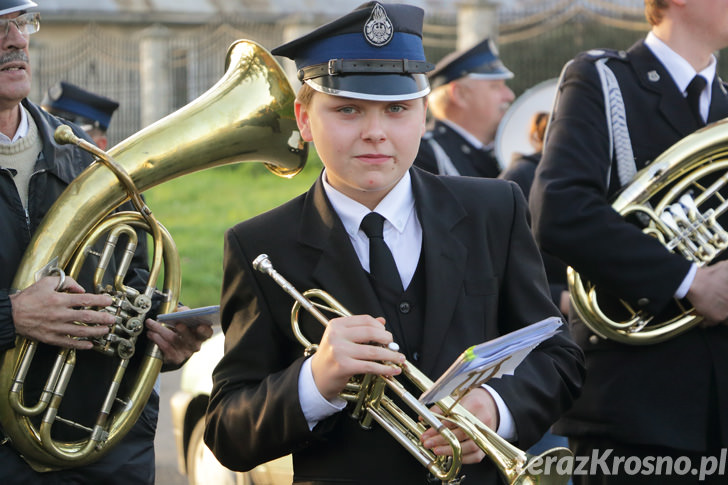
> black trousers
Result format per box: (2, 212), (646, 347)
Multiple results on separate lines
(0, 391), (158, 485)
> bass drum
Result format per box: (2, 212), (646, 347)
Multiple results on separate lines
(494, 78), (558, 171)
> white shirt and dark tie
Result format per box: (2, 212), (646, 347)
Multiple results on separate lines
(296, 170), (517, 441)
(644, 32), (716, 298)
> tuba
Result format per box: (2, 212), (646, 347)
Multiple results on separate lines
(569, 119), (728, 344)
(253, 254), (572, 485)
(0, 39), (307, 471)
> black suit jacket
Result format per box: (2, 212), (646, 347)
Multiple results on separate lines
(530, 40), (728, 450)
(500, 152), (568, 311)
(205, 167), (584, 484)
(415, 120), (501, 177)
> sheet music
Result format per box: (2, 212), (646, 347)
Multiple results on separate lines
(418, 316), (563, 405)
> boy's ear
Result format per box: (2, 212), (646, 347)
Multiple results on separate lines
(294, 101), (314, 142)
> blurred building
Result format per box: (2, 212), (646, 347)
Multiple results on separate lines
(29, 0), (650, 145)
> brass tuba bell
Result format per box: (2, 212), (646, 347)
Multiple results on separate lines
(569, 119), (728, 344)
(0, 39), (307, 471)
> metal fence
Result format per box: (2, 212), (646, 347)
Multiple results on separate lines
(27, 1), (728, 146)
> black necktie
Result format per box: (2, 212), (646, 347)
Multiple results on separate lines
(686, 75), (707, 126)
(360, 212), (403, 293)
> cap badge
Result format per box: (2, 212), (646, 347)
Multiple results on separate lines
(49, 84), (63, 101)
(364, 3), (393, 47)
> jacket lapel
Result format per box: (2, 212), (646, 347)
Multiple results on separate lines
(629, 41), (698, 137)
(297, 176), (382, 318)
(410, 169), (468, 375)
(708, 78), (728, 123)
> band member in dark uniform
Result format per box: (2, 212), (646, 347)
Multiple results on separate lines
(41, 81), (119, 150)
(0, 2), (210, 483)
(415, 38), (515, 178)
(530, 0), (728, 483)
(205, 3), (584, 484)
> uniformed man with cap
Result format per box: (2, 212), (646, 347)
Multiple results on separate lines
(415, 38), (515, 178)
(204, 3), (583, 484)
(0, 1), (211, 483)
(41, 81), (119, 150)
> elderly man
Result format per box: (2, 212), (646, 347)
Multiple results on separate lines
(415, 38), (515, 177)
(0, 1), (211, 483)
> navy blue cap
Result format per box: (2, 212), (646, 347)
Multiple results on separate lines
(428, 38), (513, 90)
(41, 82), (119, 132)
(272, 2), (434, 101)
(0, 0), (36, 16)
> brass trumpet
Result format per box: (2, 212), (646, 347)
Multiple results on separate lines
(253, 254), (572, 485)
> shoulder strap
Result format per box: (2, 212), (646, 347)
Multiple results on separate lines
(425, 137), (461, 176)
(594, 57), (636, 188)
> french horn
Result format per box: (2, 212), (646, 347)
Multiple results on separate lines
(569, 119), (728, 344)
(0, 39), (307, 471)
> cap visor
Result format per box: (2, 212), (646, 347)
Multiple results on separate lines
(306, 73), (430, 101)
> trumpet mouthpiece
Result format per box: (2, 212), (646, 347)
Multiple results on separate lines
(252, 254), (272, 274)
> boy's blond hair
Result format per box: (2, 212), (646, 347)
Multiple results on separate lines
(296, 83), (316, 107)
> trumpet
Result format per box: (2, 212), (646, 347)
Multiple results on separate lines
(253, 254), (572, 485)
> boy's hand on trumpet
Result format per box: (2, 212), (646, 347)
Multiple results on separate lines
(310, 315), (405, 402)
(421, 388), (500, 464)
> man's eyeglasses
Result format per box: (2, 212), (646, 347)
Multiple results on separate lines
(1, 12), (41, 38)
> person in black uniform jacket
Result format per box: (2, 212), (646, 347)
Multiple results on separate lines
(204, 3), (584, 485)
(414, 38), (515, 178)
(0, 2), (211, 483)
(530, 0), (728, 483)
(500, 111), (569, 316)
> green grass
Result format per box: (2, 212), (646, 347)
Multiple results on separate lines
(144, 152), (322, 308)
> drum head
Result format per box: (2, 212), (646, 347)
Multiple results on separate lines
(495, 78), (558, 170)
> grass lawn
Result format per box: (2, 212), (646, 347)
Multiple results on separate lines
(144, 152), (322, 308)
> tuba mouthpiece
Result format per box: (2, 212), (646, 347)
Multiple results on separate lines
(53, 125), (80, 145)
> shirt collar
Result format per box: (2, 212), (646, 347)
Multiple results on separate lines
(0, 104), (30, 144)
(322, 169), (415, 237)
(439, 118), (484, 150)
(645, 31), (716, 94)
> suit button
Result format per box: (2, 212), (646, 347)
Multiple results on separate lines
(413, 351), (420, 362)
(589, 335), (600, 344)
(399, 301), (411, 314)
(637, 298), (650, 307)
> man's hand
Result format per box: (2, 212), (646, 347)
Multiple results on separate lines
(420, 387), (499, 464)
(310, 315), (404, 402)
(10, 275), (115, 349)
(145, 305), (213, 366)
(686, 261), (728, 326)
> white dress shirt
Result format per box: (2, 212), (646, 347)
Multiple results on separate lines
(0, 105), (29, 144)
(298, 170), (517, 442)
(644, 32), (715, 298)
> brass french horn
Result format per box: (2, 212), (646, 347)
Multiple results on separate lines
(254, 254), (572, 485)
(0, 39), (307, 471)
(569, 119), (728, 344)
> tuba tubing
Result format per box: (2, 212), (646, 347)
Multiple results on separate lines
(0, 39), (307, 471)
